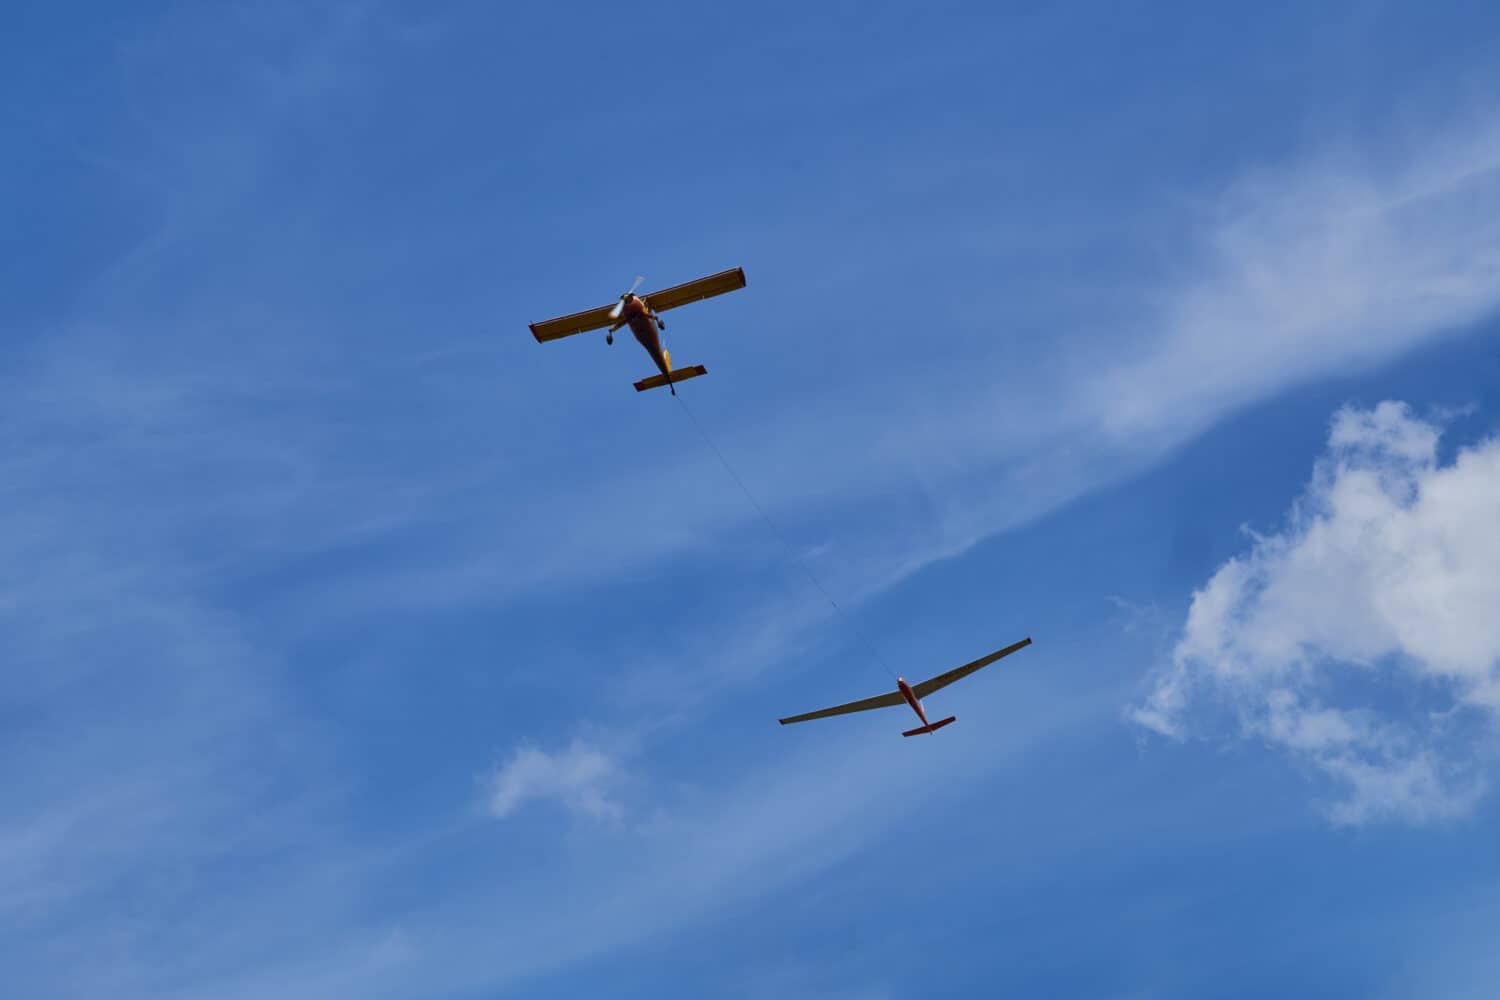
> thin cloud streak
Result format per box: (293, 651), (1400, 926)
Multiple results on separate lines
(323, 113), (1500, 623)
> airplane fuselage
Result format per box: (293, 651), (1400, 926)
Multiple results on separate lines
(617, 296), (671, 379)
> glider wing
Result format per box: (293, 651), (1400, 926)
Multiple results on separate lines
(778, 688), (904, 726)
(910, 637), (1032, 701)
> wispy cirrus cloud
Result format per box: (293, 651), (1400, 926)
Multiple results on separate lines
(390, 112), (1500, 616)
(1087, 118), (1500, 447)
(1135, 401), (1500, 824)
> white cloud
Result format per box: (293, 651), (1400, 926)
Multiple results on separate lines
(487, 740), (624, 822)
(1136, 402), (1500, 824)
(1087, 121), (1500, 448)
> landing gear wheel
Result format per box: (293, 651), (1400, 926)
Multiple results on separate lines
(606, 333), (613, 345)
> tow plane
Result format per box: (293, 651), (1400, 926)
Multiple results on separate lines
(778, 637), (1033, 736)
(529, 267), (747, 394)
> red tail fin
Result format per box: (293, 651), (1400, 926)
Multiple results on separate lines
(902, 715), (956, 737)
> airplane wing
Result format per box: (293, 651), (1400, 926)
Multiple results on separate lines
(778, 688), (904, 726)
(529, 302), (618, 343)
(640, 267), (746, 314)
(910, 637), (1032, 700)
(528, 268), (745, 343)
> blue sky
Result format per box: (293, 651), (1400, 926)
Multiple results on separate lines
(5, 2), (1500, 997)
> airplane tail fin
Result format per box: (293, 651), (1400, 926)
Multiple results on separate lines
(902, 715), (956, 737)
(635, 365), (707, 392)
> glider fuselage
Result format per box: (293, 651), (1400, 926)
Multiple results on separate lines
(897, 678), (929, 727)
(897, 676), (957, 737)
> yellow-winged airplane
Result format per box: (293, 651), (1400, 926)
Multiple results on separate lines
(529, 268), (746, 394)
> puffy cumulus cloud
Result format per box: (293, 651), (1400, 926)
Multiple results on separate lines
(1135, 401), (1500, 825)
(488, 740), (623, 822)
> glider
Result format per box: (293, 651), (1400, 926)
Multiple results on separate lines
(528, 268), (747, 394)
(778, 637), (1033, 736)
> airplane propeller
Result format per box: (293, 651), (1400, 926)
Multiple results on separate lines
(608, 275), (645, 320)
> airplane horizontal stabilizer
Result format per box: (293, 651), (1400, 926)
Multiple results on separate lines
(634, 365), (708, 392)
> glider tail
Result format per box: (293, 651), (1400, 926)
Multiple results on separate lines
(902, 715), (956, 737)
